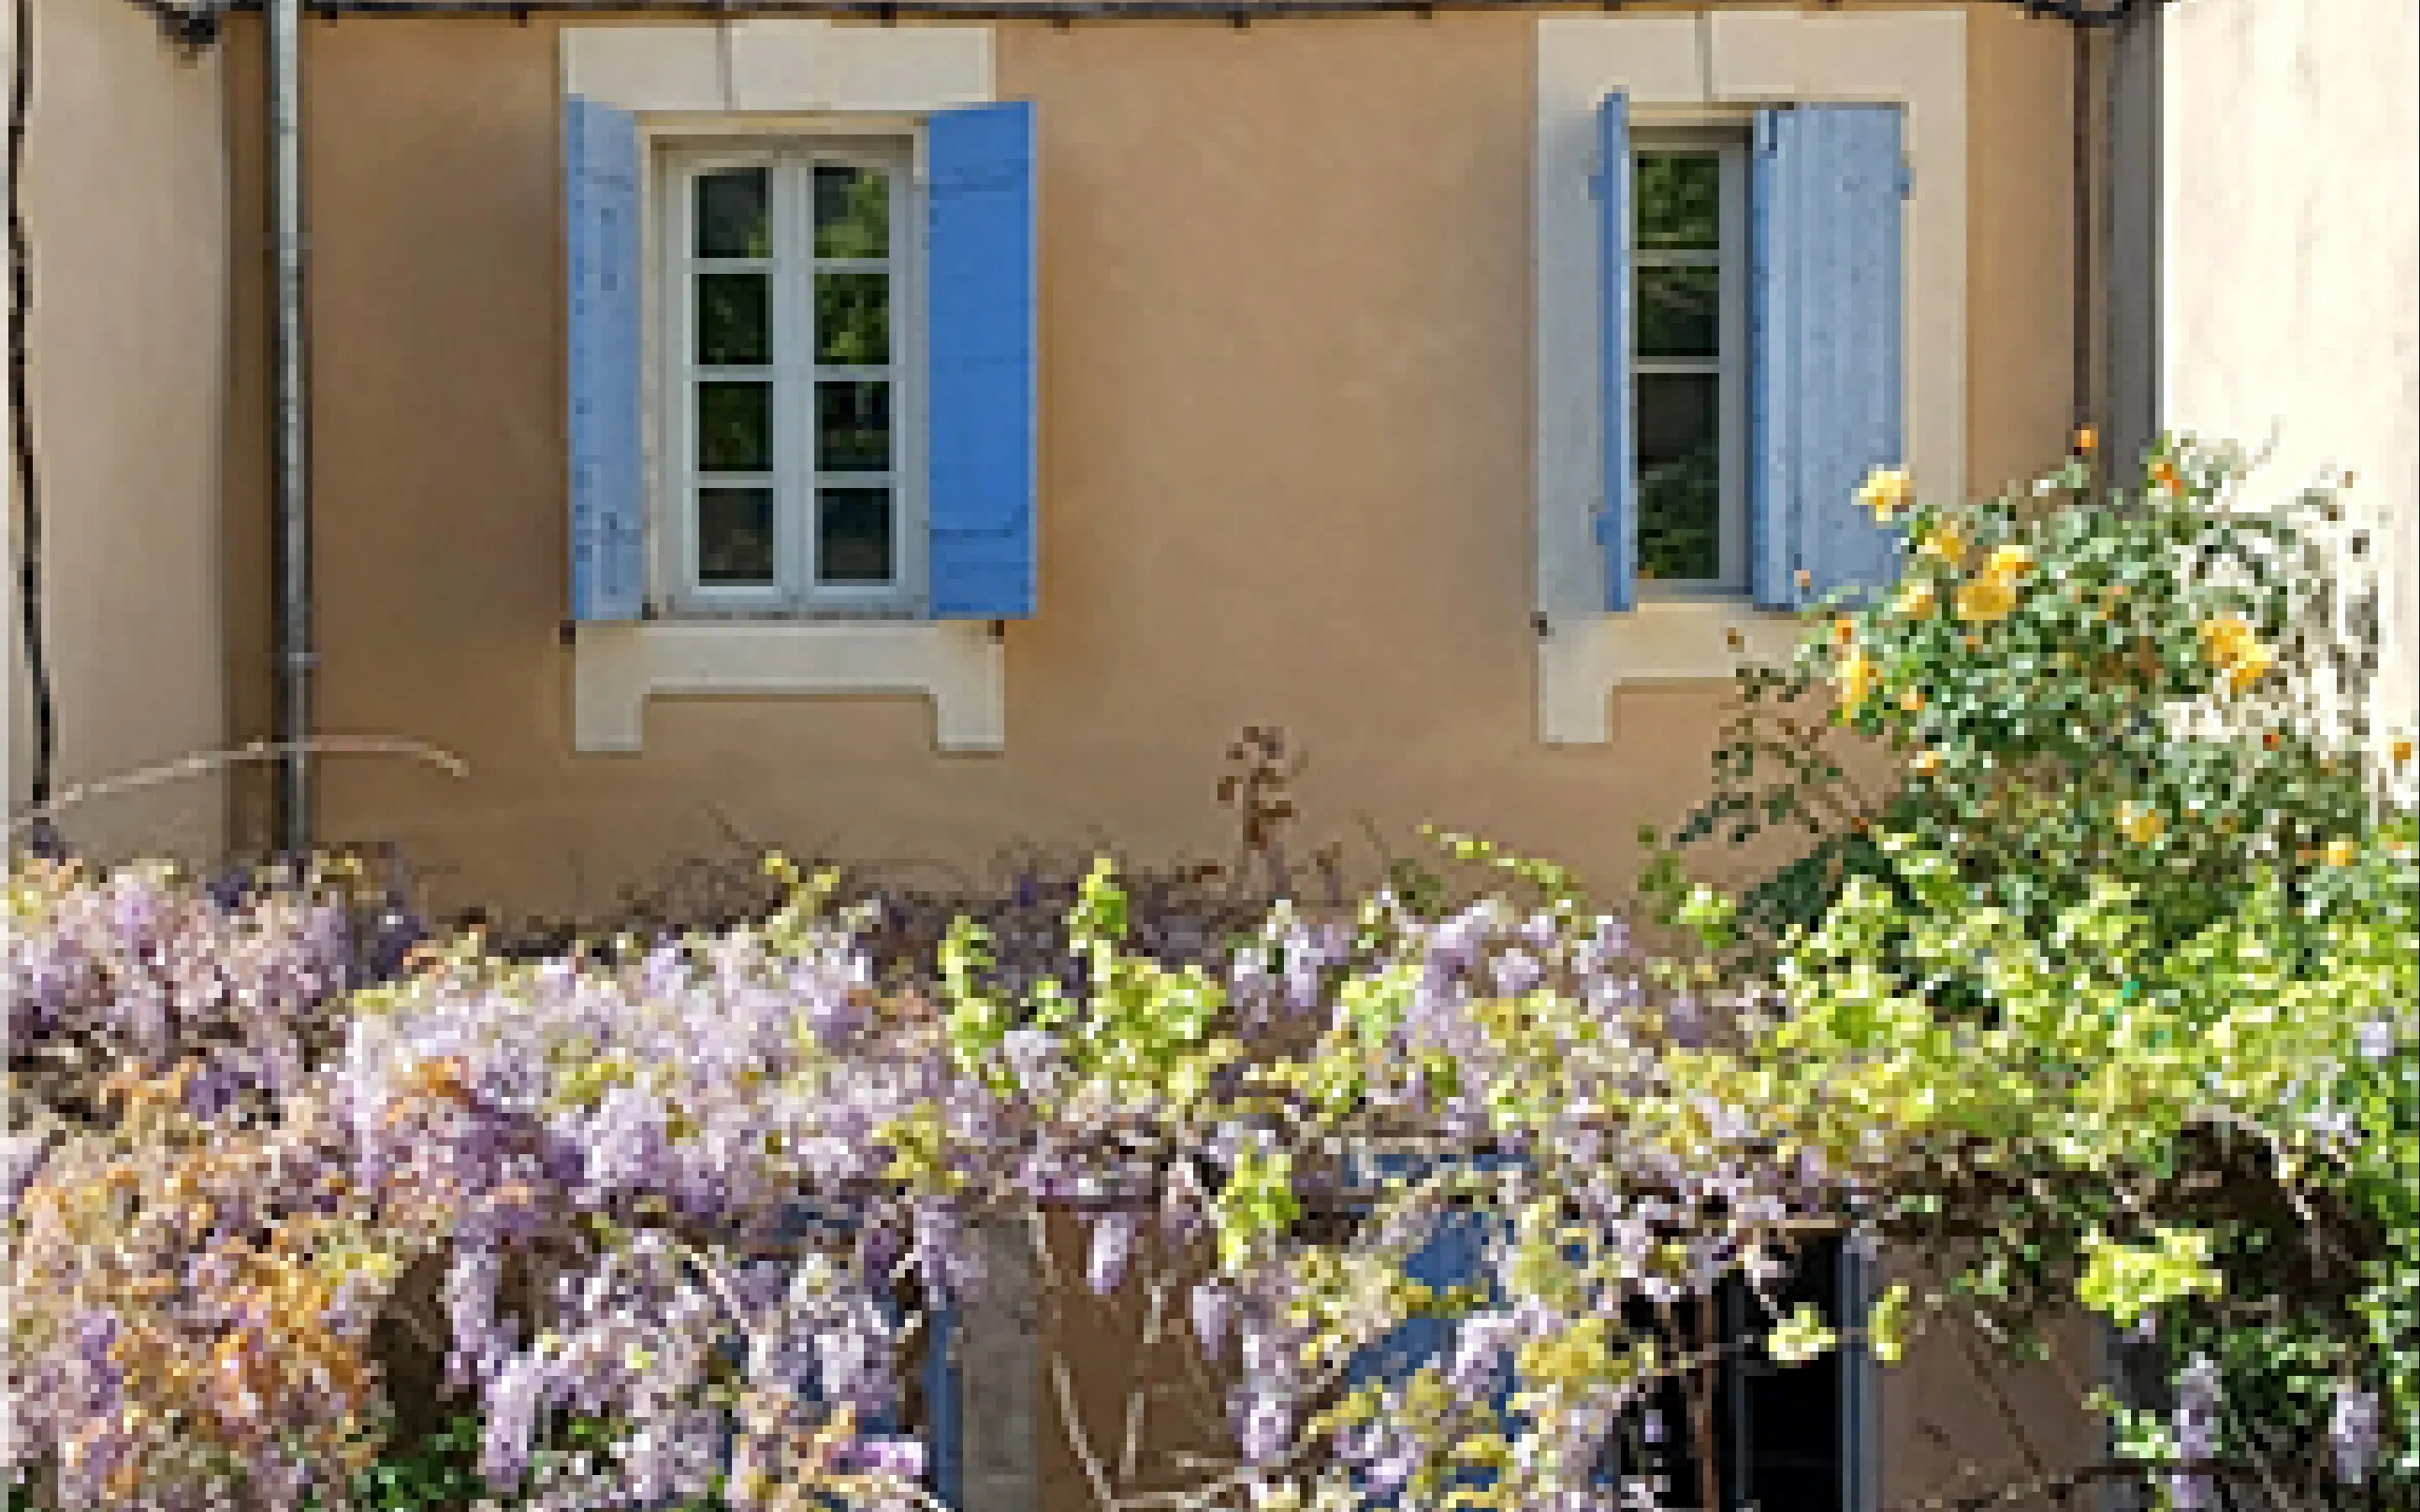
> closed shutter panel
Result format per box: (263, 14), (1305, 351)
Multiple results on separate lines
(927, 101), (1040, 620)
(565, 96), (646, 623)
(1597, 91), (1638, 613)
(1750, 105), (1907, 611)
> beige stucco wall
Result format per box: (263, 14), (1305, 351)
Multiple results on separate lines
(219, 3), (2085, 919)
(4, 0), (228, 862)
(2160, 0), (2420, 750)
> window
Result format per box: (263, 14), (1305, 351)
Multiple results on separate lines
(1632, 134), (1749, 594)
(663, 143), (921, 615)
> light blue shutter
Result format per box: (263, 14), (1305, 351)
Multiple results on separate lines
(1597, 92), (1637, 612)
(923, 1305), (961, 1506)
(565, 96), (645, 622)
(927, 101), (1039, 620)
(1750, 105), (1907, 611)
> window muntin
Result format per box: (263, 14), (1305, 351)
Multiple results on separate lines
(664, 143), (918, 615)
(1633, 137), (1749, 593)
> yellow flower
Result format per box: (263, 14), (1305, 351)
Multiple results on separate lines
(1980, 544), (2036, 583)
(2198, 614), (2275, 695)
(2118, 805), (2164, 844)
(1899, 688), (1927, 712)
(1891, 581), (1938, 620)
(1835, 648), (1880, 711)
(1858, 466), (1915, 522)
(2151, 459), (2183, 494)
(2323, 838), (2360, 867)
(2074, 426), (2098, 454)
(1955, 577), (2019, 624)
(1910, 750), (1944, 776)
(2392, 737), (2415, 764)
(2199, 614), (2255, 659)
(2224, 644), (2275, 693)
(1917, 521), (1965, 570)
(1833, 615), (1860, 647)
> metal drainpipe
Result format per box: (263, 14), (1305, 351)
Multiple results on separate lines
(268, 0), (313, 857)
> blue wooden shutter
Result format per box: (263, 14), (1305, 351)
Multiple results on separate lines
(1749, 105), (1907, 611)
(565, 96), (646, 622)
(927, 101), (1039, 620)
(923, 1304), (961, 1506)
(1597, 92), (1637, 612)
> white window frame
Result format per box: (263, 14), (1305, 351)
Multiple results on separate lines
(657, 133), (927, 618)
(1632, 129), (1751, 597)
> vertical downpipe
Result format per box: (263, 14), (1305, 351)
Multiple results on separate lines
(268, 0), (312, 857)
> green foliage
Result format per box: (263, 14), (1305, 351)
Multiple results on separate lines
(1664, 437), (2420, 1494)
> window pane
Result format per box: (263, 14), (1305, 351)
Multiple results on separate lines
(1638, 265), (1719, 360)
(817, 487), (894, 585)
(817, 381), (891, 473)
(696, 168), (771, 259)
(696, 273), (771, 366)
(697, 487), (776, 585)
(1636, 153), (1719, 251)
(1637, 372), (1721, 582)
(815, 164), (892, 259)
(816, 272), (892, 365)
(697, 381), (773, 472)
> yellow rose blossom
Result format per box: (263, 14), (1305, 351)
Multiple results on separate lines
(1955, 577), (2019, 624)
(2223, 642), (2275, 693)
(1832, 615), (1859, 646)
(1980, 543), (2036, 583)
(1834, 648), (1880, 711)
(1891, 581), (1938, 619)
(1910, 751), (1944, 776)
(2392, 737), (2415, 764)
(1917, 521), (1966, 570)
(2118, 805), (2164, 844)
(1899, 688), (1926, 712)
(2323, 838), (2360, 867)
(1858, 465), (1915, 522)
(2198, 613), (2275, 695)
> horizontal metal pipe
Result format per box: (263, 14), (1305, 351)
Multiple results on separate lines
(157, 0), (2144, 39)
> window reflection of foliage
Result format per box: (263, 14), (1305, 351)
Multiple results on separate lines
(1640, 440), (1721, 581)
(697, 384), (771, 473)
(1635, 153), (1718, 249)
(1637, 265), (1718, 359)
(816, 274), (891, 367)
(697, 275), (770, 367)
(698, 491), (773, 584)
(815, 167), (890, 260)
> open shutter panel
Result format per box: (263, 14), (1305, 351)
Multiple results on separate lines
(927, 101), (1039, 620)
(1597, 92), (1637, 613)
(565, 96), (646, 623)
(1750, 105), (1907, 611)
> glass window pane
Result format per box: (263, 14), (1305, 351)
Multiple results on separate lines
(817, 487), (894, 585)
(696, 273), (771, 366)
(1635, 154), (1719, 251)
(815, 165), (892, 259)
(696, 168), (771, 259)
(816, 272), (892, 365)
(697, 381), (773, 473)
(1637, 372), (1721, 582)
(817, 381), (891, 473)
(697, 487), (776, 585)
(1637, 265), (1719, 360)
